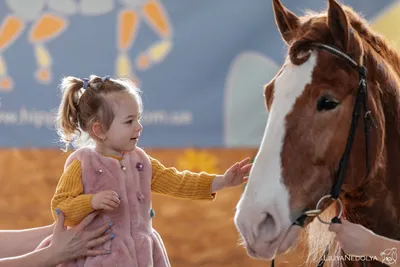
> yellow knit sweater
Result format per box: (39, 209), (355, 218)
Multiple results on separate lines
(51, 155), (217, 226)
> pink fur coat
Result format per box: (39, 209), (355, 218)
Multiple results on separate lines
(59, 147), (170, 267)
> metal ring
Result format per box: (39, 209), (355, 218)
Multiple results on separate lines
(315, 194), (343, 225)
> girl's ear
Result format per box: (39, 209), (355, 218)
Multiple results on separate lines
(91, 122), (107, 141)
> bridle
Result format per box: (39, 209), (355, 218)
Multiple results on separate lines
(270, 42), (377, 267)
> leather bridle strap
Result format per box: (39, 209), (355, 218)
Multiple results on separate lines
(311, 43), (375, 200)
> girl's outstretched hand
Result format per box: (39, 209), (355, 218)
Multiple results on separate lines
(211, 157), (252, 193)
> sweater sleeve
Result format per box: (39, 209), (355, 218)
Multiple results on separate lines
(150, 156), (217, 200)
(51, 159), (95, 226)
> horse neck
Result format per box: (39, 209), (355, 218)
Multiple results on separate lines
(345, 50), (400, 240)
(373, 48), (400, 207)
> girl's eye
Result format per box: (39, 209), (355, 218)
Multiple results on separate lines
(126, 120), (133, 124)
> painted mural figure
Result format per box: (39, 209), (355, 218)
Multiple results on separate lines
(0, 0), (173, 91)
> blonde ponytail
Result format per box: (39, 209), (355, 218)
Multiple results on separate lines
(55, 76), (84, 150)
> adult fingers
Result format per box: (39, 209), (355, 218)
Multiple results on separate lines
(75, 211), (100, 232)
(53, 209), (65, 234)
(328, 223), (342, 233)
(86, 233), (114, 249)
(86, 221), (113, 240)
(85, 249), (110, 257)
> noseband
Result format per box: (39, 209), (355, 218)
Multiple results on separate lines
(270, 42), (377, 267)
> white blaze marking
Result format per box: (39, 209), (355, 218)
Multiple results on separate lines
(236, 52), (318, 235)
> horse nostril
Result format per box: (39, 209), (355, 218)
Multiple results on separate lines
(265, 212), (275, 226)
(257, 212), (278, 242)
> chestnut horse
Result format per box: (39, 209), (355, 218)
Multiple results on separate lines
(234, 0), (400, 266)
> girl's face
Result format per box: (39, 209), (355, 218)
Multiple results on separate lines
(103, 91), (143, 154)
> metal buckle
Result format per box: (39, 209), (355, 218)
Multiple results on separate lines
(304, 209), (322, 217)
(315, 194), (343, 224)
(365, 110), (377, 128)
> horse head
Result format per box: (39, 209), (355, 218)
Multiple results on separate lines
(234, 0), (400, 261)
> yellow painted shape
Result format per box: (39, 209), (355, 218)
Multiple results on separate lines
(116, 53), (131, 77)
(175, 149), (220, 174)
(0, 77), (13, 91)
(0, 16), (24, 51)
(36, 69), (51, 84)
(0, 56), (6, 76)
(143, 0), (171, 38)
(118, 10), (139, 51)
(29, 14), (67, 43)
(35, 44), (51, 68)
(146, 39), (172, 63)
(136, 53), (150, 70)
(370, 2), (400, 52)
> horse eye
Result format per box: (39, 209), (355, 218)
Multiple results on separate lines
(317, 95), (339, 111)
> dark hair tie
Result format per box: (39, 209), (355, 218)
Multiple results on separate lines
(102, 75), (110, 82)
(82, 78), (89, 89)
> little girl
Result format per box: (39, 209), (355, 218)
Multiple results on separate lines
(51, 75), (252, 267)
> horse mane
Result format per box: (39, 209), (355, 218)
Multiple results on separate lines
(302, 5), (400, 76)
(304, 204), (341, 266)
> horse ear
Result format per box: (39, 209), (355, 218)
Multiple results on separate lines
(272, 0), (300, 44)
(327, 0), (350, 51)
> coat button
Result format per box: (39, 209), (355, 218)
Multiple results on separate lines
(150, 208), (155, 219)
(96, 169), (104, 176)
(121, 166), (127, 171)
(136, 162), (143, 171)
(136, 192), (144, 203)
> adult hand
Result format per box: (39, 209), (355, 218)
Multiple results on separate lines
(328, 220), (376, 257)
(47, 209), (114, 263)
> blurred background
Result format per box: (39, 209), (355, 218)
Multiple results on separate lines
(0, 0), (399, 266)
